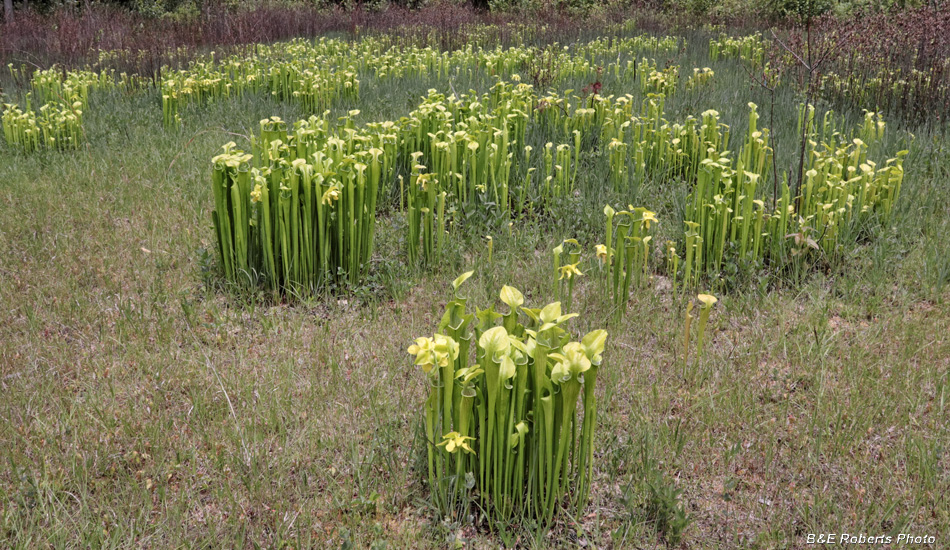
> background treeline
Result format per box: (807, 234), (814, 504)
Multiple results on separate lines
(1, 0), (944, 24)
(2, 0), (947, 89)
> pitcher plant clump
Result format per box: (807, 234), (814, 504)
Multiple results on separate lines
(409, 272), (608, 530)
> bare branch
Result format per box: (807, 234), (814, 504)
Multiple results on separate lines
(770, 29), (810, 70)
(812, 27), (857, 70)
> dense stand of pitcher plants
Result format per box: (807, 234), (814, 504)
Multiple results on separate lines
(409, 274), (608, 526)
(208, 76), (904, 294)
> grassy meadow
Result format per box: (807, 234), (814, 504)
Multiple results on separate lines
(1, 18), (949, 549)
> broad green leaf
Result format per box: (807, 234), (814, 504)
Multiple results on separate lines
(556, 313), (579, 324)
(539, 302), (562, 324)
(439, 300), (473, 332)
(479, 326), (510, 358)
(455, 366), (484, 385)
(698, 294), (718, 308)
(508, 337), (527, 354)
(581, 329), (608, 365)
(524, 335), (537, 356)
(475, 305), (503, 332)
(509, 421), (529, 449)
(499, 355), (516, 380)
(551, 361), (569, 383)
(452, 270), (474, 292)
(520, 307), (542, 324)
(560, 342), (592, 381)
(499, 285), (524, 311)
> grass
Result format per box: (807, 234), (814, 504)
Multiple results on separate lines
(1, 26), (949, 549)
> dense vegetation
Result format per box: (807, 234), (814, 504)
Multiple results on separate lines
(1, 3), (948, 549)
(1, 0), (943, 21)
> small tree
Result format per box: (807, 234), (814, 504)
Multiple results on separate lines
(770, 13), (853, 201)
